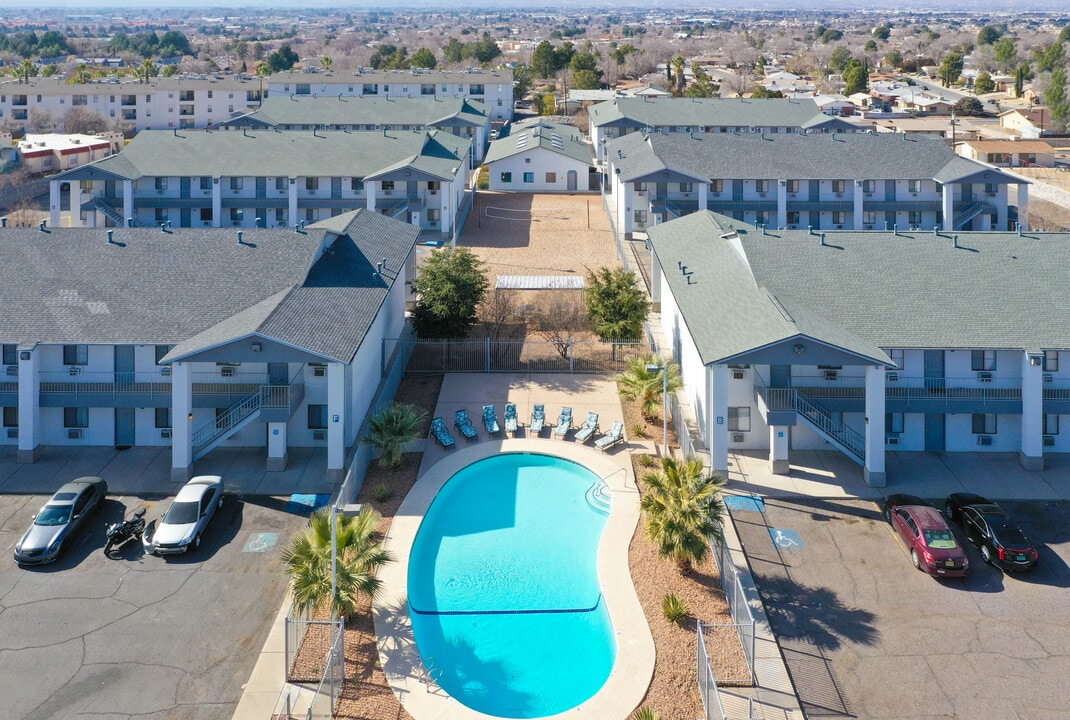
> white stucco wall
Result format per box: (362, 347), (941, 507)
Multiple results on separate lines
(488, 148), (592, 193)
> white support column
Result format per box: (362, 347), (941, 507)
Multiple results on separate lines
(17, 347), (41, 463)
(1020, 352), (1044, 471)
(49, 180), (61, 228)
(327, 362), (347, 482)
(697, 181), (708, 212)
(366, 181), (377, 212)
(769, 424), (789, 475)
(942, 182), (955, 232)
(710, 364), (729, 474)
(70, 183), (82, 227)
(211, 178), (222, 228)
(776, 179), (787, 229)
(1017, 183), (1029, 231)
(171, 362), (193, 481)
(123, 179), (134, 226)
(441, 180), (453, 234)
(288, 178), (298, 227)
(996, 184), (1008, 230)
(266, 421), (288, 472)
(863, 364), (887, 487)
(852, 179), (864, 230)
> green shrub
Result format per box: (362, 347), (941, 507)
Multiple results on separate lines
(637, 452), (655, 468)
(373, 482), (393, 503)
(632, 423), (646, 439)
(662, 592), (689, 625)
(632, 707), (660, 720)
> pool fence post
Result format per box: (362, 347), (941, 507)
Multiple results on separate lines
(569, 338), (574, 373)
(486, 336), (491, 373)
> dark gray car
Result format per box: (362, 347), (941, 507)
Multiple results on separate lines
(14, 477), (108, 565)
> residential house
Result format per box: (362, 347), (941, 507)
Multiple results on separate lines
(999, 107), (1053, 138)
(647, 211), (1070, 486)
(0, 210), (419, 481)
(484, 117), (596, 193)
(15, 133), (123, 175)
(957, 139), (1056, 168)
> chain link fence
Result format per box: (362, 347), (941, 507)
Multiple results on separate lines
(710, 525), (757, 686)
(392, 337), (647, 375)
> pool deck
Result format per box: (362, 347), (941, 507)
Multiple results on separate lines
(374, 375), (654, 720)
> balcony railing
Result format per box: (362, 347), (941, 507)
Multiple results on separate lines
(39, 370), (172, 398)
(784, 374), (1023, 401)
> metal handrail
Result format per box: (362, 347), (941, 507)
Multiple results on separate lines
(192, 387), (261, 450)
(793, 389), (866, 459)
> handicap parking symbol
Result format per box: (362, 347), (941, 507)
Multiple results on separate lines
(769, 528), (802, 549)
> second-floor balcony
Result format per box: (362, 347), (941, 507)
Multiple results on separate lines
(36, 369), (304, 408)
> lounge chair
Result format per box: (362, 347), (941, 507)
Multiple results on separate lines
(554, 407), (573, 439)
(574, 412), (599, 443)
(482, 404), (501, 435)
(429, 417), (456, 449)
(504, 403), (519, 435)
(595, 421), (626, 452)
(530, 404), (545, 435)
(454, 409), (478, 442)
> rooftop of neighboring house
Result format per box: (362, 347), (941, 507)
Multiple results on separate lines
(265, 66), (512, 85)
(960, 139), (1055, 154)
(485, 117), (593, 165)
(51, 128), (472, 183)
(16, 133), (118, 157)
(588, 97), (853, 132)
(217, 95), (489, 130)
(0, 210), (419, 364)
(647, 211), (1070, 364)
(606, 130), (1016, 184)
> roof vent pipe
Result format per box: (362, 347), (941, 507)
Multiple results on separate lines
(126, 217), (133, 228)
(807, 225), (813, 236)
(294, 223), (304, 234)
(893, 223), (899, 236)
(381, 258), (388, 271)
(39, 220), (47, 232)
(237, 231), (244, 245)
(107, 230), (115, 244)
(173, 128), (178, 137)
(953, 234), (959, 248)
(1, 217), (6, 228)
(820, 232), (827, 246)
(1017, 222), (1022, 236)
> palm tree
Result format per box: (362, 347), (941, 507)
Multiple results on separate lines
(137, 59), (157, 84)
(671, 55), (686, 93)
(19, 59), (35, 85)
(617, 354), (682, 421)
(640, 455), (726, 572)
(69, 62), (92, 85)
(282, 506), (393, 618)
(320, 56), (333, 73)
(361, 403), (427, 469)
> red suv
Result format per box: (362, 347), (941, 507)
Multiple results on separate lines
(884, 494), (970, 578)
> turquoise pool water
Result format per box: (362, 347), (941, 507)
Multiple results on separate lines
(408, 453), (615, 718)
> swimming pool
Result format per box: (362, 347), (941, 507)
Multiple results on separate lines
(407, 453), (615, 718)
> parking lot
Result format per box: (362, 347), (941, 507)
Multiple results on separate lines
(730, 496), (1070, 720)
(0, 491), (310, 720)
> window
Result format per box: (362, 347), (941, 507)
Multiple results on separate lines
(679, 182), (693, 193)
(755, 211), (768, 225)
(305, 177), (319, 191)
(634, 181), (647, 192)
(984, 183), (997, 195)
(908, 211), (922, 225)
(155, 408), (171, 429)
(832, 211), (846, 225)
(786, 211), (800, 225)
(863, 179), (875, 193)
(1044, 351), (1059, 372)
(207, 90), (213, 99)
(154, 209), (168, 224)
(972, 413), (997, 434)
(523, 172), (534, 183)
(276, 176), (287, 192)
(786, 179), (799, 194)
(308, 404), (327, 430)
(886, 412), (905, 434)
(230, 177), (243, 191)
(305, 208), (316, 223)
(710, 180), (723, 193)
(634, 210), (647, 224)
(200, 176), (211, 191)
(889, 349), (905, 369)
(2, 407), (17, 428)
(200, 208), (212, 223)
(64, 407), (89, 429)
(863, 211), (877, 225)
(427, 181), (439, 191)
(908, 179), (922, 193)
(63, 345), (88, 366)
(755, 179), (769, 193)
(971, 350), (996, 371)
(154, 345), (171, 364)
(427, 209), (440, 222)
(545, 172), (556, 184)
(154, 177), (167, 191)
(832, 179), (846, 194)
(277, 209), (288, 226)
(2, 344), (16, 365)
(1044, 414), (1060, 435)
(727, 407), (751, 432)
(381, 181), (394, 191)
(230, 208), (242, 224)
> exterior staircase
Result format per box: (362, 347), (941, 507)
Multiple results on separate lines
(91, 198), (128, 227)
(954, 200), (994, 230)
(758, 386), (866, 465)
(192, 384), (304, 461)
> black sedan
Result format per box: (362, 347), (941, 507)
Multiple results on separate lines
(944, 493), (1038, 571)
(14, 477), (108, 565)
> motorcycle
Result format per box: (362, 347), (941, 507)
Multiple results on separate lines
(104, 508), (147, 554)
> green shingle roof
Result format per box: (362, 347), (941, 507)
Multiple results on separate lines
(484, 117), (593, 165)
(589, 97), (852, 131)
(222, 95), (489, 129)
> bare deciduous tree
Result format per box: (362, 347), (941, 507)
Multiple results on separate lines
(63, 106), (109, 134)
(533, 299), (589, 360)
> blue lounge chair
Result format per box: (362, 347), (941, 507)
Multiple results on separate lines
(504, 403), (518, 435)
(554, 407), (573, 439)
(429, 417), (455, 449)
(595, 421), (625, 452)
(574, 412), (599, 443)
(454, 409), (478, 442)
(530, 404), (545, 435)
(482, 405), (501, 435)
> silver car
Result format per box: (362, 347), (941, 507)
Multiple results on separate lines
(14, 477), (108, 565)
(143, 475), (224, 555)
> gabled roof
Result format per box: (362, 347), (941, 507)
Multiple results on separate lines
(219, 95), (489, 129)
(588, 97), (846, 130)
(53, 129), (470, 182)
(607, 130), (1019, 184)
(647, 211), (1070, 361)
(0, 209), (419, 364)
(484, 117), (593, 166)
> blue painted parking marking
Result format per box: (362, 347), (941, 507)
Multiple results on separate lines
(769, 528), (803, 549)
(724, 495), (766, 513)
(243, 532), (279, 553)
(287, 493), (331, 513)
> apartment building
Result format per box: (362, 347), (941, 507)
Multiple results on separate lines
(15, 132), (123, 174)
(647, 211), (1070, 486)
(48, 128), (472, 237)
(484, 117), (597, 192)
(588, 97), (861, 164)
(0, 210), (419, 481)
(605, 131), (1026, 236)
(265, 67), (514, 120)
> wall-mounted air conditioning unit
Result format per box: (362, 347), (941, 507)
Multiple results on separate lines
(160, 428), (172, 439)
(886, 434), (900, 446)
(977, 372), (993, 382)
(312, 365), (326, 377)
(731, 433), (745, 443)
(886, 371), (900, 382)
(160, 366), (172, 377)
(6, 428), (17, 439)
(68, 366), (82, 376)
(1044, 374), (1054, 383)
(5, 365), (17, 376)
(758, 192), (767, 198)
(1043, 435), (1055, 447)
(732, 370), (745, 380)
(824, 370), (838, 380)
(68, 428), (83, 440)
(220, 366), (236, 377)
(977, 435), (993, 446)
(313, 430), (326, 441)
